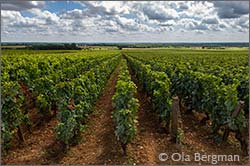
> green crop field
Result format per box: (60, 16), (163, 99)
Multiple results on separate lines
(1, 48), (249, 165)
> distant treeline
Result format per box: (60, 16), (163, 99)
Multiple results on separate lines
(1, 43), (81, 50)
(1, 42), (248, 50)
(30, 43), (81, 50)
(84, 42), (249, 48)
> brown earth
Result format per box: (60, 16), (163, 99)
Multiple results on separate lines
(1, 117), (58, 165)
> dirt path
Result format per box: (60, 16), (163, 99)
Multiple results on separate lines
(127, 67), (171, 165)
(60, 61), (130, 165)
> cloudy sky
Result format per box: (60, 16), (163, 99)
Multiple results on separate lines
(1, 1), (249, 42)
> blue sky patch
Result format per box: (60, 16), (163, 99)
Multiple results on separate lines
(45, 1), (84, 14)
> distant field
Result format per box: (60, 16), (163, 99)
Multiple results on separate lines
(1, 45), (27, 49)
(122, 46), (249, 51)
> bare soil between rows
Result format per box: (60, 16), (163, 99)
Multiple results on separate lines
(2, 117), (59, 165)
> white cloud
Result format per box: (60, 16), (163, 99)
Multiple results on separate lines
(1, 10), (23, 20)
(1, 1), (249, 42)
(80, 1), (129, 15)
(61, 9), (91, 19)
(139, 3), (179, 22)
(29, 9), (60, 25)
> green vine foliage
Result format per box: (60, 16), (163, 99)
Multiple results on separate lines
(126, 56), (172, 128)
(125, 50), (247, 133)
(112, 60), (139, 147)
(55, 55), (120, 146)
(1, 81), (25, 152)
(1, 50), (120, 151)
